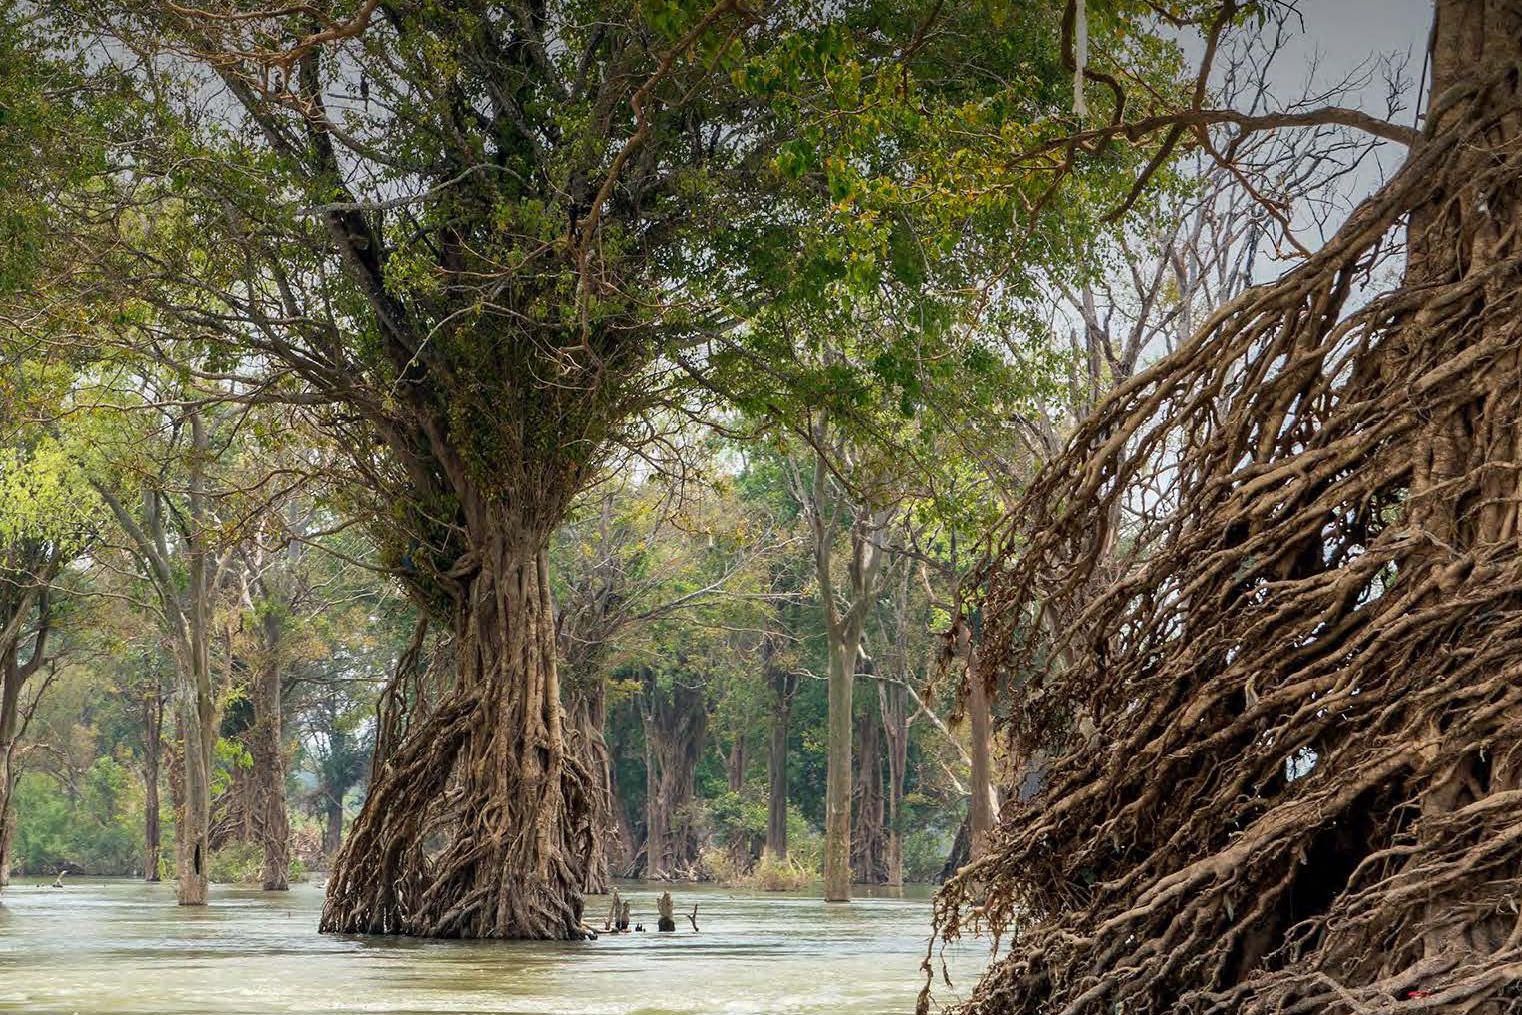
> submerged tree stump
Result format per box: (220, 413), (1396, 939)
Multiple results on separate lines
(656, 890), (676, 932)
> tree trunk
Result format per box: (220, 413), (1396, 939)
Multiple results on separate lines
(323, 794), (343, 857)
(320, 542), (596, 939)
(0, 746), (13, 892)
(764, 633), (793, 860)
(252, 611), (289, 891)
(966, 642), (995, 861)
(851, 701), (887, 884)
(0, 656), (17, 893)
(725, 735), (746, 793)
(176, 706), (213, 905)
(143, 692), (162, 882)
(878, 676), (908, 888)
(823, 635), (856, 901)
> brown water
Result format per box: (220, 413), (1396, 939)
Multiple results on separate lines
(0, 879), (985, 1014)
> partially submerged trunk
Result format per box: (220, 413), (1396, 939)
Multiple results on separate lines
(251, 610), (289, 891)
(878, 675), (909, 888)
(964, 641), (994, 861)
(764, 631), (794, 860)
(850, 699), (887, 884)
(142, 692), (162, 882)
(321, 536), (596, 939)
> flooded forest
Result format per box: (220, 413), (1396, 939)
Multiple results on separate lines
(3, 1), (1519, 1013)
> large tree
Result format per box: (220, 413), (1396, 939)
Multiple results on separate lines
(934, 2), (1522, 1013)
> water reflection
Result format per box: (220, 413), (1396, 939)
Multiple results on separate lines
(0, 878), (984, 1014)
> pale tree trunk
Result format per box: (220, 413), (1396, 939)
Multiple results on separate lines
(0, 581), (53, 893)
(321, 534), (596, 939)
(95, 408), (230, 907)
(966, 642), (995, 860)
(878, 676), (909, 888)
(802, 426), (892, 902)
(764, 630), (793, 860)
(143, 690), (163, 881)
(251, 609), (289, 891)
(0, 705), (14, 892)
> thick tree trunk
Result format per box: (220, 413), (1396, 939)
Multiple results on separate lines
(764, 633), (793, 860)
(321, 542), (596, 939)
(143, 693), (162, 882)
(851, 701), (887, 884)
(252, 611), (289, 891)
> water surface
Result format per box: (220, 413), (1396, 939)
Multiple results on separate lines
(0, 878), (983, 1014)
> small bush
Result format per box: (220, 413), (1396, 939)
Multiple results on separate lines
(749, 850), (809, 891)
(207, 842), (262, 884)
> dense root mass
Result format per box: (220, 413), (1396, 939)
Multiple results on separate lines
(928, 25), (1522, 1015)
(321, 547), (596, 939)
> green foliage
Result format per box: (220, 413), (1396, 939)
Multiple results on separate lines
(11, 763), (143, 876)
(205, 842), (308, 885)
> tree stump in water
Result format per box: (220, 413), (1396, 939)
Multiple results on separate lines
(618, 900), (630, 932)
(657, 890), (676, 932)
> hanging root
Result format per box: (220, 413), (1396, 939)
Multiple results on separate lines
(925, 68), (1522, 1015)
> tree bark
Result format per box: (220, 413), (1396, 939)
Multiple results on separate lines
(567, 681), (613, 894)
(851, 698), (887, 884)
(878, 675), (909, 888)
(0, 655), (19, 893)
(323, 793), (343, 857)
(764, 631), (793, 860)
(321, 541), (596, 939)
(251, 610), (289, 891)
(966, 643), (995, 861)
(143, 691), (162, 882)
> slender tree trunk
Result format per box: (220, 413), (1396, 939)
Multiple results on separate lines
(0, 656), (17, 893)
(726, 735), (746, 792)
(878, 678), (908, 888)
(252, 611), (289, 891)
(143, 692), (162, 882)
(764, 633), (793, 860)
(323, 794), (343, 857)
(823, 635), (856, 900)
(966, 642), (995, 861)
(321, 539), (596, 939)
